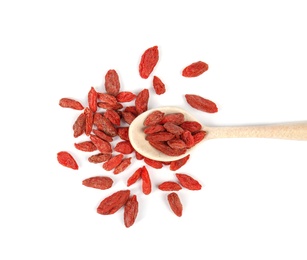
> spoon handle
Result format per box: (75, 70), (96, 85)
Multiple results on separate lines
(205, 122), (307, 141)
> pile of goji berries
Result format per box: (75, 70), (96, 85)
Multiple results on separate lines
(57, 46), (218, 227)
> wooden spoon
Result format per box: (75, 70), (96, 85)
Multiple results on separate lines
(129, 106), (307, 162)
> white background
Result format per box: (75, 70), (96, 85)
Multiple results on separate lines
(1, 1), (307, 259)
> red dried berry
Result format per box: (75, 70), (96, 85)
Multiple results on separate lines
(59, 98), (84, 110)
(181, 130), (195, 148)
(185, 94), (218, 113)
(143, 124), (165, 134)
(134, 151), (144, 160)
(153, 75), (166, 95)
(92, 129), (113, 142)
(84, 107), (94, 136)
(105, 69), (120, 96)
(116, 91), (136, 102)
(145, 132), (175, 142)
(114, 141), (134, 154)
(124, 106), (138, 115)
(144, 157), (163, 169)
(141, 166), (151, 195)
(163, 122), (184, 135)
(160, 113), (185, 125)
(182, 61), (208, 77)
(167, 139), (186, 149)
(167, 192), (183, 217)
(124, 195), (138, 228)
(97, 190), (130, 215)
(103, 154), (124, 171)
(93, 113), (117, 137)
(88, 87), (97, 112)
(158, 181), (182, 191)
(97, 92), (118, 106)
(113, 157), (132, 174)
(57, 151), (78, 170)
(143, 110), (165, 126)
(122, 111), (136, 125)
(88, 153), (112, 163)
(117, 127), (129, 141)
(193, 130), (207, 145)
(74, 141), (97, 152)
(104, 109), (121, 126)
(139, 46), (159, 79)
(149, 141), (187, 156)
(175, 173), (202, 190)
(89, 134), (112, 154)
(135, 88), (149, 115)
(82, 176), (113, 190)
(127, 167), (142, 186)
(169, 155), (190, 171)
(73, 112), (86, 138)
(97, 102), (123, 110)
(180, 121), (202, 133)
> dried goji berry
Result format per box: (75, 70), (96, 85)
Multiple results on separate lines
(114, 141), (134, 154)
(113, 157), (132, 174)
(149, 141), (187, 156)
(163, 122), (184, 135)
(57, 151), (78, 170)
(180, 121), (202, 133)
(160, 113), (185, 125)
(192, 130), (207, 145)
(167, 139), (186, 149)
(185, 94), (218, 113)
(116, 91), (136, 102)
(84, 107), (94, 136)
(117, 127), (129, 141)
(141, 166), (151, 195)
(144, 157), (163, 169)
(121, 111), (136, 125)
(97, 92), (117, 106)
(104, 109), (121, 126)
(169, 155), (190, 171)
(143, 124), (165, 134)
(124, 195), (138, 228)
(93, 113), (117, 137)
(181, 130), (195, 148)
(167, 192), (183, 217)
(103, 154), (124, 171)
(139, 46), (159, 79)
(175, 173), (202, 190)
(158, 181), (182, 191)
(73, 112), (85, 138)
(182, 61), (208, 77)
(59, 98), (84, 110)
(134, 151), (144, 160)
(124, 106), (138, 115)
(97, 102), (123, 110)
(127, 167), (142, 186)
(88, 153), (112, 163)
(74, 141), (97, 152)
(89, 134), (112, 154)
(92, 129), (113, 142)
(145, 132), (175, 142)
(88, 86), (97, 112)
(82, 176), (113, 190)
(135, 88), (149, 115)
(105, 69), (120, 96)
(97, 190), (130, 215)
(143, 110), (165, 126)
(153, 75), (166, 95)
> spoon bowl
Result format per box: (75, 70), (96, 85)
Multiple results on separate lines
(129, 106), (307, 162)
(129, 106), (202, 162)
